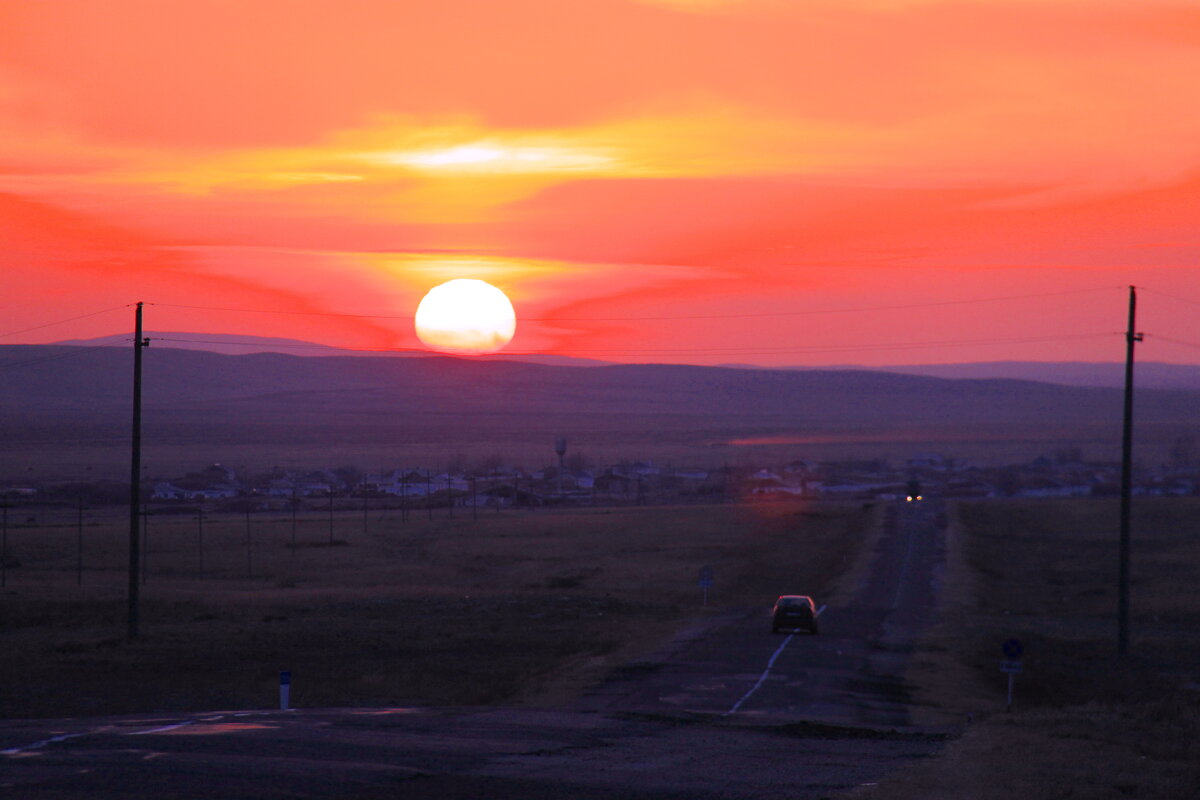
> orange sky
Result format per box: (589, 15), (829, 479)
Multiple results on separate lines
(1, 0), (1198, 366)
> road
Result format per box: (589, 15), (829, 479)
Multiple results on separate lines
(1, 500), (949, 799)
(581, 498), (946, 727)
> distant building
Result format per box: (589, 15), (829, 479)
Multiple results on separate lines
(907, 454), (949, 470)
(152, 482), (190, 500)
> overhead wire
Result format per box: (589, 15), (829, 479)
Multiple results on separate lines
(147, 331), (1117, 359)
(0, 285), (1170, 361)
(148, 285), (1123, 323)
(1148, 334), (1200, 352)
(150, 336), (384, 353)
(0, 304), (133, 340)
(493, 332), (1117, 358)
(1139, 286), (1200, 308)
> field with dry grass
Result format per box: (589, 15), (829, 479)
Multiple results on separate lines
(862, 497), (1200, 799)
(0, 499), (873, 719)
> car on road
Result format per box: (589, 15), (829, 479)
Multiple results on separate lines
(771, 595), (819, 634)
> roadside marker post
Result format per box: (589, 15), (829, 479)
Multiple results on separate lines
(280, 670), (291, 710)
(1000, 639), (1024, 711)
(699, 565), (714, 606)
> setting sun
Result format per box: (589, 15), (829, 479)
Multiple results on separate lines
(414, 279), (516, 355)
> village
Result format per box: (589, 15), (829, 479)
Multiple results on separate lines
(129, 450), (1198, 511)
(4, 447), (1197, 516)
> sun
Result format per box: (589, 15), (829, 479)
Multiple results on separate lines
(414, 279), (516, 355)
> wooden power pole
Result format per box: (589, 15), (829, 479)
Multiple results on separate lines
(128, 302), (149, 639)
(1118, 286), (1141, 655)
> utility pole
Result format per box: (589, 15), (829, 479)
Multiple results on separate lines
(555, 437), (567, 496)
(128, 302), (149, 639)
(76, 494), (84, 586)
(141, 502), (149, 585)
(1118, 285), (1142, 655)
(245, 508), (253, 579)
(1, 494), (7, 588)
(197, 508), (205, 579)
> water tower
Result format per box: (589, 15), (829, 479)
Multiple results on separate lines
(555, 437), (567, 494)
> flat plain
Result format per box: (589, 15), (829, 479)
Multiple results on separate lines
(0, 499), (871, 718)
(4, 493), (1199, 797)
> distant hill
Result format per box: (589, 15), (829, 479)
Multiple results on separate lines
(3, 345), (1196, 475)
(714, 360), (1200, 391)
(56, 334), (1200, 389)
(837, 361), (1200, 391)
(54, 333), (611, 368)
(4, 344), (1177, 419)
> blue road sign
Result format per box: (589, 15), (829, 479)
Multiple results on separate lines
(1002, 639), (1023, 660)
(280, 670), (292, 686)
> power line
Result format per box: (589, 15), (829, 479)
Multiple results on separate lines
(1139, 286), (1200, 308)
(151, 336), (378, 353)
(496, 332), (1117, 358)
(149, 302), (390, 319)
(0, 304), (133, 340)
(151, 331), (1115, 358)
(541, 286), (1125, 322)
(149, 285), (1122, 324)
(1149, 334), (1200, 352)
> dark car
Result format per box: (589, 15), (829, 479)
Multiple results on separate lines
(771, 594), (819, 634)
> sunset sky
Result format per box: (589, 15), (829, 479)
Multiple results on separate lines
(2, 0), (1198, 366)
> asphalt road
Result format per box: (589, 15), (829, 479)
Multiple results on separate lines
(580, 497), (946, 728)
(1, 500), (949, 799)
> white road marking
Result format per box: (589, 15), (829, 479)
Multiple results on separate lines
(2, 731), (93, 756)
(1, 711), (266, 754)
(724, 632), (795, 716)
(126, 721), (196, 736)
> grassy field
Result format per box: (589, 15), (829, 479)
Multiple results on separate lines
(862, 497), (1200, 799)
(0, 499), (873, 719)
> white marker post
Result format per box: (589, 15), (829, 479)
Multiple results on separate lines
(698, 566), (714, 606)
(1000, 638), (1023, 712)
(280, 670), (291, 710)
(1000, 661), (1022, 710)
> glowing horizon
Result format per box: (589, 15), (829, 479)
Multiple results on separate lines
(2, 0), (1198, 367)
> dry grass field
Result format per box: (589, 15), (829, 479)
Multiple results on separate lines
(0, 499), (873, 719)
(862, 497), (1200, 799)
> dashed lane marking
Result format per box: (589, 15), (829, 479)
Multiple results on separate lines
(724, 632), (795, 716)
(1, 710), (286, 755)
(2, 730), (95, 756)
(126, 721), (197, 736)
